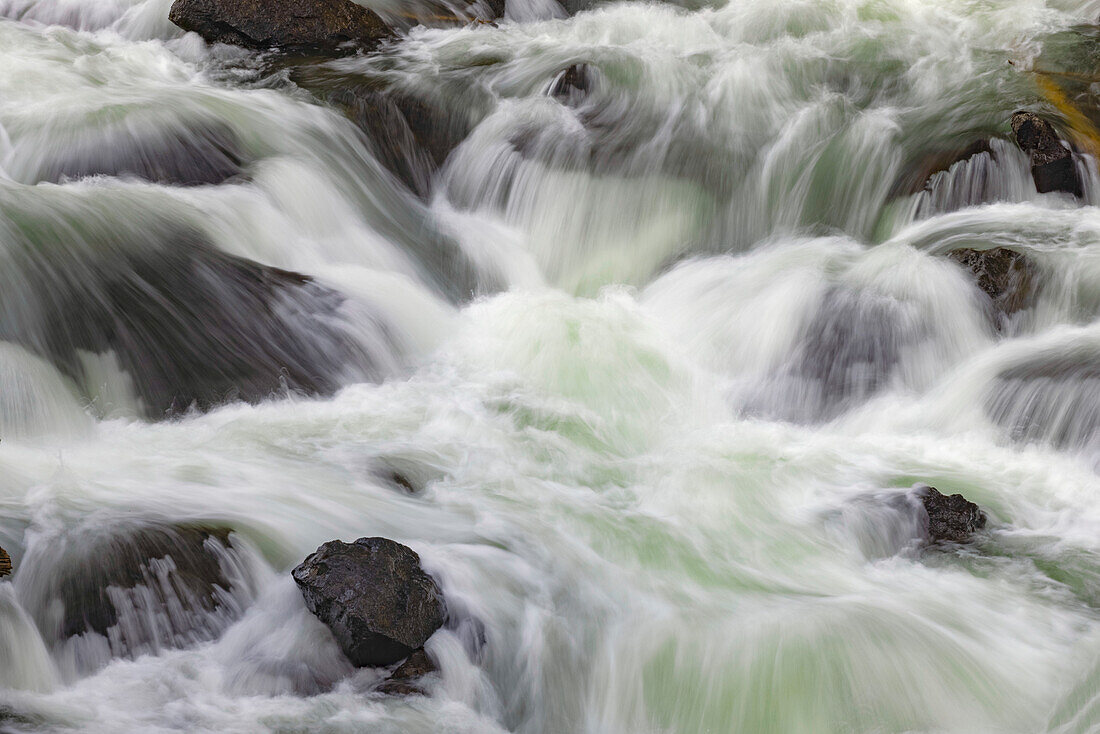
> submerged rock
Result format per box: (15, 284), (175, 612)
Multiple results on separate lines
(283, 59), (487, 197)
(168, 0), (392, 52)
(292, 537), (445, 667)
(787, 287), (904, 421)
(0, 547), (10, 577)
(35, 118), (244, 187)
(947, 247), (1038, 320)
(919, 487), (986, 544)
(327, 85), (471, 197)
(375, 647), (437, 695)
(988, 345), (1100, 451)
(548, 64), (593, 104)
(0, 218), (377, 417)
(19, 522), (254, 665)
(889, 139), (994, 198)
(1011, 111), (1082, 197)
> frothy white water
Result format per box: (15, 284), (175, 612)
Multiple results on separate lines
(4, 0), (1100, 730)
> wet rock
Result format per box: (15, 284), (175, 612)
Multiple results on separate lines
(278, 56), (476, 197)
(988, 346), (1100, 450)
(1011, 111), (1082, 197)
(788, 288), (904, 421)
(548, 64), (593, 104)
(35, 118), (244, 187)
(292, 537), (445, 667)
(375, 647), (437, 695)
(371, 455), (445, 495)
(19, 522), (254, 664)
(382, 469), (417, 494)
(0, 546), (10, 577)
(0, 706), (40, 729)
(888, 140), (994, 198)
(947, 246), (1038, 320)
(168, 0), (392, 52)
(0, 216), (377, 417)
(327, 85), (468, 197)
(919, 486), (986, 543)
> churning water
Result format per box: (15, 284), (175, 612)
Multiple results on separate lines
(4, 0), (1100, 731)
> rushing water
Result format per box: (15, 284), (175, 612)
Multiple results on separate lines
(5, 0), (1100, 731)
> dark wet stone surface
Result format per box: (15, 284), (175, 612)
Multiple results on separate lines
(293, 537), (445, 668)
(169, 0), (392, 52)
(920, 486), (986, 544)
(947, 246), (1039, 320)
(375, 647), (437, 695)
(1011, 111), (1082, 197)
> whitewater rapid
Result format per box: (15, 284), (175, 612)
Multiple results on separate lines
(5, 0), (1100, 731)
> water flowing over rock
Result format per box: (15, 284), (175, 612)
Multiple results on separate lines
(987, 346), (1100, 451)
(34, 118), (244, 187)
(292, 538), (445, 667)
(919, 487), (986, 544)
(0, 547), (10, 577)
(548, 64), (593, 104)
(1011, 111), (1082, 197)
(327, 84), (473, 197)
(947, 247), (1038, 320)
(13, 0), (1100, 729)
(375, 647), (438, 695)
(168, 0), (392, 52)
(890, 140), (994, 198)
(784, 288), (905, 421)
(0, 212), (381, 417)
(18, 522), (255, 670)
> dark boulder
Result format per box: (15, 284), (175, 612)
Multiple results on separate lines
(292, 537), (445, 667)
(919, 486), (986, 543)
(168, 0), (393, 52)
(35, 118), (244, 187)
(1011, 111), (1082, 197)
(0, 546), (9, 577)
(947, 247), (1039, 320)
(18, 522), (255, 666)
(375, 647), (437, 695)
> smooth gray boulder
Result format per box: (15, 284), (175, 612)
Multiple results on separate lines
(292, 537), (445, 667)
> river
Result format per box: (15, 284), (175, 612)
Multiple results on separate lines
(2, 0), (1100, 731)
